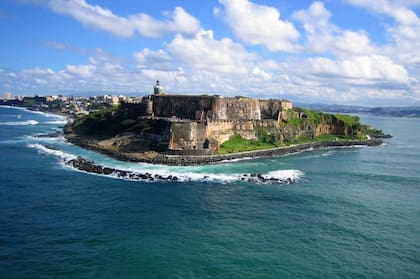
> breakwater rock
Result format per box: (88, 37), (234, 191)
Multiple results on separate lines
(64, 155), (299, 184)
(33, 132), (62, 138)
(66, 156), (178, 182)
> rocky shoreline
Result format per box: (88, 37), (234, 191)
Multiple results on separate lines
(65, 132), (384, 166)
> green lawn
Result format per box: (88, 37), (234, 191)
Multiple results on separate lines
(218, 135), (276, 154)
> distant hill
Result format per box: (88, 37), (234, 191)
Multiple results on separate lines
(295, 102), (420, 118)
(367, 107), (420, 118)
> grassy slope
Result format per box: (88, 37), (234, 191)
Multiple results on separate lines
(219, 135), (276, 154)
(71, 106), (138, 137)
(219, 109), (376, 154)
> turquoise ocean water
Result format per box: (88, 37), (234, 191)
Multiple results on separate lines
(0, 106), (419, 278)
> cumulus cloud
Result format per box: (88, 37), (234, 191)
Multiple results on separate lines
(292, 1), (376, 56)
(66, 64), (95, 78)
(166, 30), (257, 74)
(302, 55), (409, 84)
(345, 0), (420, 65)
(134, 49), (173, 71)
(3, 0), (419, 105)
(140, 68), (188, 87)
(346, 0), (420, 22)
(47, 0), (201, 38)
(217, 0), (300, 52)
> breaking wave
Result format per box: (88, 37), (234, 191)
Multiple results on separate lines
(27, 144), (304, 185)
(0, 120), (39, 126)
(45, 120), (68, 125)
(27, 143), (77, 162)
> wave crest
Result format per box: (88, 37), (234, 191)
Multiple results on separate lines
(0, 120), (39, 126)
(27, 143), (76, 161)
(46, 120), (68, 125)
(28, 144), (304, 185)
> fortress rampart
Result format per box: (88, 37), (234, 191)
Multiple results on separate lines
(121, 81), (293, 154)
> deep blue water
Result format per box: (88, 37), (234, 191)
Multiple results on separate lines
(0, 106), (419, 278)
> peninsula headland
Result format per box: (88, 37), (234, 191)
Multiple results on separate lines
(62, 81), (387, 165)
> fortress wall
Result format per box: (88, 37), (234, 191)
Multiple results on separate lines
(213, 98), (261, 121)
(259, 99), (283, 119)
(120, 101), (147, 117)
(207, 120), (259, 146)
(259, 99), (293, 120)
(281, 100), (293, 110)
(152, 95), (215, 120)
(168, 121), (208, 150)
(206, 121), (236, 145)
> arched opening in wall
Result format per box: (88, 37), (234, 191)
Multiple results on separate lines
(203, 139), (209, 149)
(193, 146), (196, 149)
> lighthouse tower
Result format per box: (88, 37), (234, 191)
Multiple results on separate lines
(153, 80), (164, 95)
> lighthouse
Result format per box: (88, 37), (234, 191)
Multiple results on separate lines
(153, 80), (164, 95)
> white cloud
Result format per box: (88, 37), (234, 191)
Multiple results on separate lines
(166, 30), (257, 74)
(47, 0), (201, 38)
(218, 0), (300, 52)
(345, 0), (420, 65)
(302, 55), (409, 84)
(252, 67), (272, 81)
(3, 1), (420, 105)
(292, 1), (331, 33)
(130, 6), (201, 38)
(134, 49), (173, 71)
(140, 68), (188, 86)
(66, 64), (95, 78)
(293, 1), (376, 56)
(346, 0), (420, 23)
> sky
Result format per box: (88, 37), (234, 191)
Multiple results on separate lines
(0, 0), (419, 106)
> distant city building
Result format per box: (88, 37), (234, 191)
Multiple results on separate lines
(3, 92), (12, 100)
(59, 96), (68, 102)
(111, 95), (120, 105)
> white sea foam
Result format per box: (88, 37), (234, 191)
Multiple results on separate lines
(0, 105), (66, 120)
(45, 120), (68, 125)
(219, 157), (254, 163)
(27, 143), (77, 162)
(0, 120), (39, 126)
(96, 167), (304, 184)
(27, 135), (68, 144)
(264, 169), (304, 181)
(28, 144), (304, 184)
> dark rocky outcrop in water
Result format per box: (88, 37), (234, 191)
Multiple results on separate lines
(33, 132), (62, 138)
(64, 155), (298, 184)
(65, 156), (179, 182)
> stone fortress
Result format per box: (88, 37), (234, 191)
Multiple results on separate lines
(122, 81), (293, 154)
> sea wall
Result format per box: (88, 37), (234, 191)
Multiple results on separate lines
(156, 139), (384, 165)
